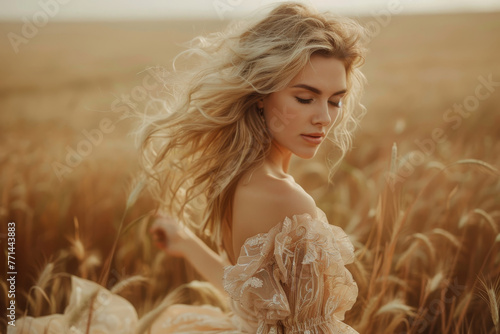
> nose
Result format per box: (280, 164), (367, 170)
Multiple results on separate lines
(312, 100), (331, 126)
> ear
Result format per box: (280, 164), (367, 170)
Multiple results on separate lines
(257, 98), (264, 109)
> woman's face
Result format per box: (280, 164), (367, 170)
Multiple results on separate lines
(259, 54), (347, 159)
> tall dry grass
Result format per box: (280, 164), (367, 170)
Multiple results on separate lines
(1, 12), (499, 334)
(2, 111), (498, 333)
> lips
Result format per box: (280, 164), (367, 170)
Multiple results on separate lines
(303, 133), (324, 138)
(301, 134), (324, 144)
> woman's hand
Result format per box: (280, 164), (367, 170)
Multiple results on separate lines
(149, 212), (227, 293)
(149, 213), (191, 257)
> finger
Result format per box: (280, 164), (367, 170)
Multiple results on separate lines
(152, 230), (166, 241)
(150, 219), (167, 231)
(151, 230), (168, 248)
(153, 240), (167, 250)
(152, 236), (167, 249)
(154, 210), (169, 219)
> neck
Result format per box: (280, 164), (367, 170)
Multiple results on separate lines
(265, 139), (292, 176)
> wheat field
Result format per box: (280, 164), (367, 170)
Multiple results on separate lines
(1, 11), (499, 334)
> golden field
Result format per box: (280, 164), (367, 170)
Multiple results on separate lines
(1, 11), (499, 333)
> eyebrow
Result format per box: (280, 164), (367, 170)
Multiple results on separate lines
(292, 84), (347, 96)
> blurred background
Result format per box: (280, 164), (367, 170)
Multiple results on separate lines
(1, 0), (499, 333)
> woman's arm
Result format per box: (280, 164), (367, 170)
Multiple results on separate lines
(150, 215), (228, 294)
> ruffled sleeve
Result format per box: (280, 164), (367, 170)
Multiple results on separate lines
(223, 207), (358, 334)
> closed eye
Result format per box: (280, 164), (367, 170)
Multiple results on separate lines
(329, 100), (342, 108)
(296, 97), (313, 104)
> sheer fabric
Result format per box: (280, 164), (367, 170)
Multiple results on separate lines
(11, 275), (138, 334)
(152, 207), (358, 334)
(10, 207), (358, 334)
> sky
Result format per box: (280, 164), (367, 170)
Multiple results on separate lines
(0, 0), (499, 21)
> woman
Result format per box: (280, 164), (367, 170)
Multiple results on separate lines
(143, 2), (367, 333)
(9, 2), (366, 334)
(11, 2), (367, 334)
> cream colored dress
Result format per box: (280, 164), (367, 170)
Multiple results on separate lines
(11, 207), (358, 334)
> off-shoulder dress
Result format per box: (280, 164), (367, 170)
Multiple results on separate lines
(12, 207), (358, 334)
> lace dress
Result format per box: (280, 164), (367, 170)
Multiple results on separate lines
(11, 207), (358, 334)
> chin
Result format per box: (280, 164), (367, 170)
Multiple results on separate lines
(294, 149), (318, 159)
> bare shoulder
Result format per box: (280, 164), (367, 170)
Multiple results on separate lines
(231, 170), (317, 256)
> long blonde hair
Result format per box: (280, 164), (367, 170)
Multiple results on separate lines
(136, 1), (367, 251)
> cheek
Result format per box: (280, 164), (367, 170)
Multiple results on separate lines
(326, 107), (341, 126)
(264, 95), (298, 129)
(326, 119), (336, 133)
(265, 94), (287, 113)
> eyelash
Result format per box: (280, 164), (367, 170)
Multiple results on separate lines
(295, 97), (342, 108)
(296, 97), (313, 104)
